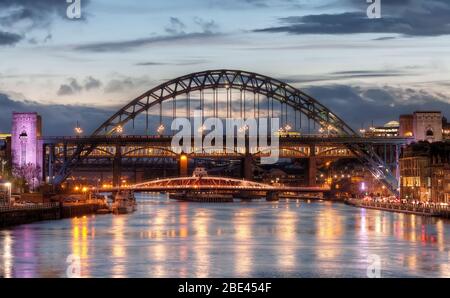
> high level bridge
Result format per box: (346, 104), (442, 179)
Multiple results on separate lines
(38, 70), (410, 195)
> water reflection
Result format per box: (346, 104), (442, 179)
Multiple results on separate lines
(193, 208), (210, 277)
(1, 230), (13, 278)
(234, 208), (254, 276)
(1, 194), (450, 278)
(111, 215), (126, 277)
(276, 209), (297, 271)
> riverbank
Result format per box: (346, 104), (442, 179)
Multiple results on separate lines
(345, 199), (450, 218)
(0, 200), (107, 228)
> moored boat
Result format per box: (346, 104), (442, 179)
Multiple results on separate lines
(112, 191), (137, 214)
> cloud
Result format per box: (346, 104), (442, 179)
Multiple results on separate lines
(74, 32), (218, 52)
(165, 17), (186, 35)
(104, 76), (151, 93)
(0, 93), (172, 136)
(208, 0), (299, 9)
(280, 69), (410, 84)
(303, 84), (450, 128)
(57, 76), (102, 95)
(57, 78), (83, 96)
(193, 17), (219, 34)
(135, 59), (209, 66)
(0, 92), (113, 135)
(135, 62), (169, 66)
(0, 30), (22, 45)
(255, 0), (450, 36)
(84, 76), (102, 90)
(2, 81), (449, 135)
(73, 17), (221, 52)
(0, 0), (91, 29)
(0, 0), (91, 46)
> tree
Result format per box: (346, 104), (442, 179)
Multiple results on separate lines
(12, 163), (41, 192)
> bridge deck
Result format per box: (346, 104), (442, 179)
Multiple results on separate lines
(41, 135), (411, 145)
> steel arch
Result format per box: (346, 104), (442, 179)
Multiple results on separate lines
(93, 69), (356, 136)
(54, 69), (399, 195)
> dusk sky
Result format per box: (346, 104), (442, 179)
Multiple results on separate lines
(1, 0), (449, 135)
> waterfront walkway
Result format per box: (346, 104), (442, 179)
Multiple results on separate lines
(0, 199), (107, 228)
(346, 199), (450, 218)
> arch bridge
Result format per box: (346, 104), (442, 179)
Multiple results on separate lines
(46, 70), (406, 195)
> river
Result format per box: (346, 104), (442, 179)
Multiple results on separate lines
(1, 193), (449, 277)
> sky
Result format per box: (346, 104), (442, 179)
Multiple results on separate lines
(0, 0), (449, 135)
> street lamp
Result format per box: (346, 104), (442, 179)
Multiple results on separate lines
(157, 124), (165, 135)
(74, 121), (83, 136)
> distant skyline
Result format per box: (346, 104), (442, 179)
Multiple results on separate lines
(1, 0), (449, 135)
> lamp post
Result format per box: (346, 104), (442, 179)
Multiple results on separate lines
(74, 121), (83, 137)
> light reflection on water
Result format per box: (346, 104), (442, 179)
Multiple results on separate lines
(1, 193), (450, 278)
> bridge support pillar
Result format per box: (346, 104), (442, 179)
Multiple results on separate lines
(241, 154), (253, 180)
(48, 144), (55, 184)
(63, 142), (67, 163)
(179, 153), (188, 177)
(241, 134), (253, 180)
(266, 191), (279, 201)
(394, 144), (401, 189)
(307, 145), (317, 187)
(113, 144), (122, 187)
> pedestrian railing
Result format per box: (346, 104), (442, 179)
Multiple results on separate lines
(358, 200), (450, 215)
(0, 202), (60, 213)
(62, 199), (106, 206)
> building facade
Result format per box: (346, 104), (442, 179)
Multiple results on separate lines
(11, 113), (43, 183)
(413, 111), (443, 142)
(399, 111), (444, 142)
(400, 142), (450, 203)
(365, 121), (399, 137)
(399, 114), (414, 137)
(443, 117), (450, 140)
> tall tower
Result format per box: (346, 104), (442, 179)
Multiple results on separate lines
(413, 111), (442, 142)
(11, 112), (42, 176)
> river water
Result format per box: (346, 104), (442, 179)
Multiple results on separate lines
(1, 193), (449, 278)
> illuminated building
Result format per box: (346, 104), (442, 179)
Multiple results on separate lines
(443, 117), (450, 140)
(11, 113), (43, 180)
(364, 121), (399, 137)
(400, 142), (450, 203)
(413, 111), (443, 142)
(0, 134), (11, 177)
(400, 111), (444, 142)
(399, 114), (414, 137)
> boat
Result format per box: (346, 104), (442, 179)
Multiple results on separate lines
(112, 191), (137, 214)
(169, 192), (233, 202)
(96, 208), (112, 214)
